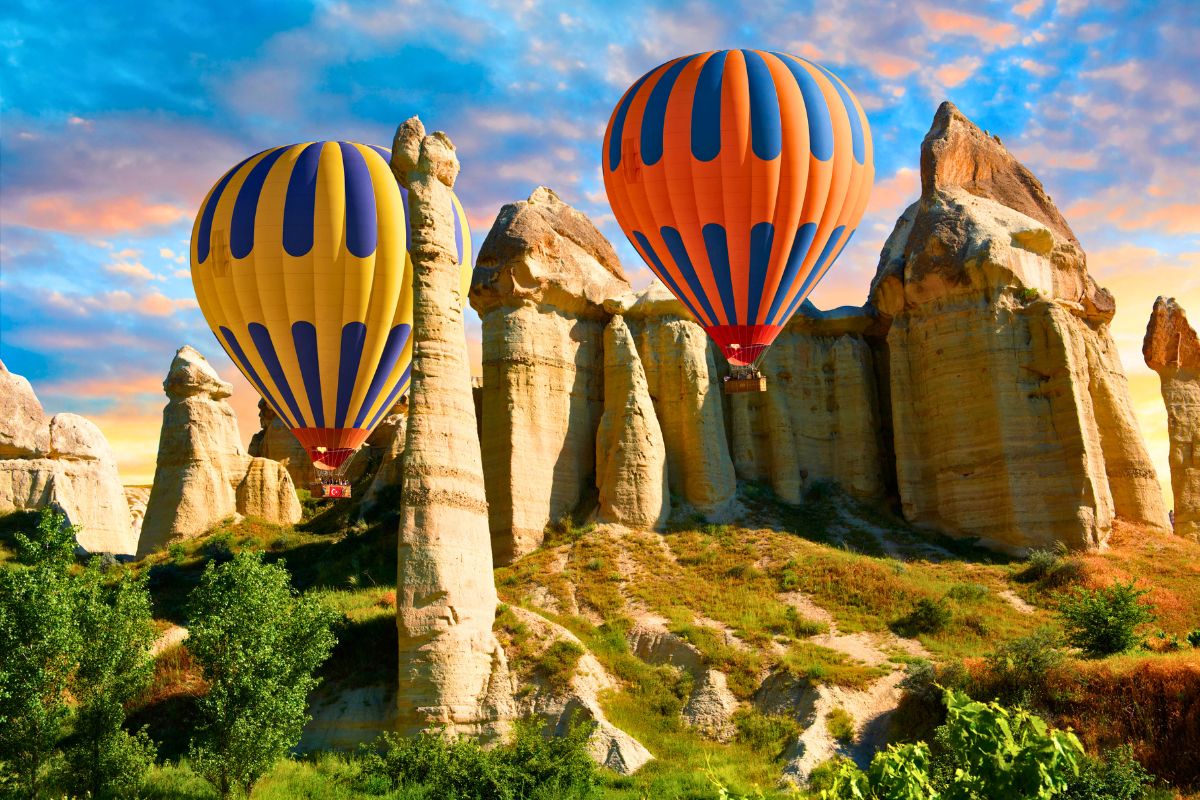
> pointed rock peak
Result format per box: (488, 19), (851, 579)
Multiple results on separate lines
(471, 187), (629, 318)
(165, 345), (232, 400)
(1144, 296), (1200, 371)
(921, 100), (1078, 246)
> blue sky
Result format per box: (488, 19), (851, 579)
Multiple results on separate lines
(1, 0), (1197, 487)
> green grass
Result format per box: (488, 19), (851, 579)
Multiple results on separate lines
(825, 707), (855, 743)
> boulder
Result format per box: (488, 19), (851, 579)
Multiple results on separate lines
(137, 346), (301, 557)
(869, 102), (1168, 552)
(614, 282), (737, 519)
(1144, 297), (1200, 539)
(730, 302), (887, 503)
(247, 399), (314, 489)
(471, 186), (631, 563)
(596, 315), (669, 529)
(392, 117), (514, 737)
(0, 361), (137, 555)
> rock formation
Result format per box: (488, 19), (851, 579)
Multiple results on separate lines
(614, 283), (738, 518)
(0, 361), (137, 555)
(730, 302), (887, 503)
(471, 186), (631, 563)
(360, 398), (408, 513)
(391, 116), (513, 736)
(869, 101), (1168, 551)
(1144, 297), (1200, 539)
(247, 399), (314, 489)
(595, 315), (669, 529)
(136, 346), (301, 557)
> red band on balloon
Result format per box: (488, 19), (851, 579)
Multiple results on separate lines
(705, 324), (783, 366)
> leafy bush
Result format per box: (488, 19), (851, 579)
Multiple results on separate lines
(354, 716), (599, 799)
(819, 690), (1084, 799)
(826, 707), (855, 743)
(1187, 629), (1200, 648)
(732, 709), (800, 758)
(946, 583), (989, 602)
(984, 627), (1065, 707)
(892, 598), (951, 636)
(1063, 745), (1156, 800)
(1057, 581), (1155, 657)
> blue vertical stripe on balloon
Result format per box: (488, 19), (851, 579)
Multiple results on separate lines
(398, 185), (412, 251)
(452, 199), (464, 265)
(640, 55), (697, 166)
(806, 60), (865, 164)
(335, 321), (367, 428)
(218, 326), (294, 429)
(742, 50), (782, 161)
(770, 53), (834, 161)
(282, 142), (323, 257)
(248, 323), (307, 428)
(631, 230), (711, 327)
(339, 142), (378, 258)
(701, 224), (739, 326)
(291, 321), (325, 428)
(230, 147), (288, 259)
(608, 66), (657, 171)
(367, 364), (411, 430)
(367, 144), (391, 162)
(748, 222), (774, 325)
(197, 152), (257, 264)
(783, 225), (846, 321)
(764, 222), (818, 325)
(691, 50), (729, 162)
(352, 323), (411, 428)
(660, 227), (723, 327)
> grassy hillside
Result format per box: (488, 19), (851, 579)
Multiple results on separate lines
(2, 482), (1198, 799)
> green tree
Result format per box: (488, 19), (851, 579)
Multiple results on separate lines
(1057, 581), (1155, 657)
(186, 551), (337, 798)
(61, 564), (158, 798)
(0, 510), (81, 798)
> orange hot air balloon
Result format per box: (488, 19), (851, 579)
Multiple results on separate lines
(602, 50), (874, 390)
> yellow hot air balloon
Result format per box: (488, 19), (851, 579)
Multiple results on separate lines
(190, 141), (472, 496)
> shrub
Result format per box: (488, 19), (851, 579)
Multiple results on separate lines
(535, 640), (585, 693)
(1063, 745), (1156, 800)
(1058, 581), (1155, 657)
(1187, 629), (1200, 648)
(984, 626), (1065, 707)
(947, 582), (989, 602)
(826, 707), (855, 743)
(892, 598), (951, 637)
(355, 716), (599, 799)
(732, 708), (801, 758)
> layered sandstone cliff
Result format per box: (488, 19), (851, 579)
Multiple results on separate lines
(137, 346), (301, 557)
(391, 117), (514, 736)
(730, 302), (888, 504)
(0, 361), (138, 555)
(869, 102), (1168, 551)
(1144, 297), (1200, 540)
(471, 186), (631, 563)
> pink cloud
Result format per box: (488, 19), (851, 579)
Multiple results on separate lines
(917, 6), (1020, 49)
(933, 56), (982, 88)
(861, 52), (920, 79)
(1013, 0), (1042, 18)
(11, 194), (189, 236)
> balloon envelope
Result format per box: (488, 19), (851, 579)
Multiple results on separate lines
(190, 141), (471, 472)
(603, 50), (874, 366)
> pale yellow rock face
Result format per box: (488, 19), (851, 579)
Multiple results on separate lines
(870, 102), (1168, 552)
(596, 315), (669, 529)
(731, 304), (886, 504)
(618, 283), (737, 518)
(472, 187), (630, 563)
(361, 408), (406, 512)
(392, 117), (513, 737)
(248, 399), (314, 489)
(137, 346), (301, 558)
(0, 361), (137, 555)
(1144, 297), (1200, 540)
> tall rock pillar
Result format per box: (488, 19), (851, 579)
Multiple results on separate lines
(1144, 297), (1200, 540)
(391, 117), (513, 736)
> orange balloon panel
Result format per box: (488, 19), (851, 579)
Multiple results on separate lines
(603, 50), (874, 366)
